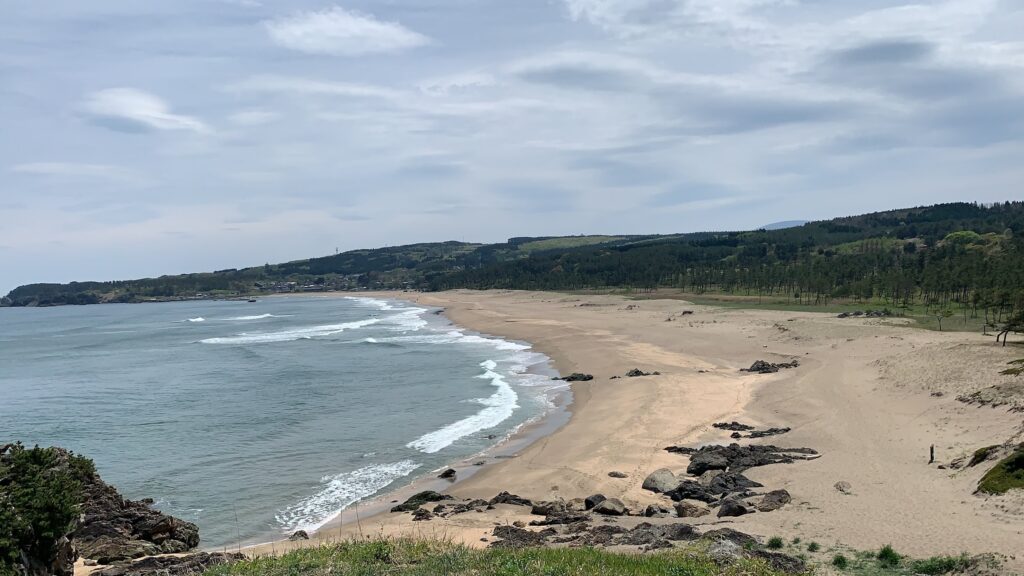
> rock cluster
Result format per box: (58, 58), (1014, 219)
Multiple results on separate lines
(486, 520), (805, 572)
(742, 360), (800, 374)
(557, 373), (593, 382)
(625, 368), (660, 377)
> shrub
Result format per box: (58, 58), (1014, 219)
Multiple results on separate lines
(807, 542), (820, 553)
(0, 444), (92, 576)
(832, 554), (848, 569)
(792, 537), (801, 545)
(877, 545), (901, 568)
(911, 555), (974, 575)
(767, 537), (784, 549)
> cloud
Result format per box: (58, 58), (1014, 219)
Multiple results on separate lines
(829, 39), (934, 67)
(227, 109), (279, 126)
(10, 162), (147, 184)
(264, 6), (431, 56)
(227, 75), (402, 101)
(82, 88), (209, 133)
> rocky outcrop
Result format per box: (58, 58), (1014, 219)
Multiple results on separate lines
(674, 501), (710, 518)
(92, 553), (243, 576)
(716, 499), (751, 518)
(558, 373), (593, 382)
(626, 369), (660, 377)
(489, 491), (532, 506)
(390, 491), (453, 512)
(583, 494), (606, 510)
(742, 360), (800, 374)
(63, 453), (199, 564)
(438, 468), (456, 480)
(666, 444), (818, 474)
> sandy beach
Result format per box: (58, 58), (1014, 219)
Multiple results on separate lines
(248, 290), (1023, 567)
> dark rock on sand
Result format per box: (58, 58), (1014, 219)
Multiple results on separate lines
(608, 471), (628, 478)
(642, 468), (678, 493)
(834, 481), (853, 495)
(626, 368), (660, 377)
(560, 373), (593, 382)
(530, 500), (567, 516)
(756, 489), (791, 512)
(490, 526), (550, 548)
(749, 427), (792, 439)
(490, 491), (532, 506)
(742, 360), (799, 374)
(643, 504), (672, 518)
(288, 530), (309, 541)
(713, 422), (755, 432)
(592, 498), (626, 516)
(584, 494), (606, 510)
(665, 481), (717, 504)
(412, 508), (433, 521)
(438, 468), (456, 480)
(390, 491), (453, 512)
(716, 499), (751, 518)
(529, 513), (590, 526)
(672, 444), (818, 474)
(707, 472), (763, 495)
(92, 553), (243, 576)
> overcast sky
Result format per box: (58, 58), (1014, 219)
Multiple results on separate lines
(2, 0), (1023, 292)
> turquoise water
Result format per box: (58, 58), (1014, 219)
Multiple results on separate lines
(0, 296), (561, 547)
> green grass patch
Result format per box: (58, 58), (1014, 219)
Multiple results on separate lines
(767, 537), (784, 550)
(910, 555), (975, 575)
(977, 444), (1024, 495)
(806, 543), (820, 553)
(205, 540), (797, 576)
(832, 554), (848, 569)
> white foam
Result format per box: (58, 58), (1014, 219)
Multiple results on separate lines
(199, 318), (380, 345)
(275, 460), (421, 533)
(227, 313), (288, 321)
(344, 296), (397, 311)
(380, 307), (429, 332)
(406, 360), (520, 454)
(187, 317), (205, 323)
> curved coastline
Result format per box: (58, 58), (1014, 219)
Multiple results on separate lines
(236, 293), (572, 550)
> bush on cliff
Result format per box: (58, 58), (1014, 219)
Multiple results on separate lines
(0, 443), (94, 576)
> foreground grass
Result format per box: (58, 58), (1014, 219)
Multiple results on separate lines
(206, 539), (792, 576)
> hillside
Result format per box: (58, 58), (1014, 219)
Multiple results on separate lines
(4, 202), (1024, 318)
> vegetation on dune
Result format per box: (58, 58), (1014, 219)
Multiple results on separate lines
(203, 540), (795, 576)
(0, 444), (94, 576)
(976, 444), (1024, 495)
(5, 202), (1024, 336)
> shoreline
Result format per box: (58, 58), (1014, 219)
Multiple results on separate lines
(232, 293), (573, 551)
(244, 290), (1023, 567)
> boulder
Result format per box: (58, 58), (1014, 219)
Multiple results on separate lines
(687, 452), (730, 475)
(716, 499), (751, 518)
(674, 501), (710, 518)
(834, 481), (853, 495)
(592, 498), (626, 516)
(643, 504), (672, 518)
(708, 540), (744, 564)
(412, 508), (433, 521)
(641, 468), (678, 494)
(608, 471), (628, 478)
(756, 489), (791, 512)
(288, 530), (309, 541)
(560, 373), (593, 382)
(438, 468), (456, 480)
(390, 491), (453, 512)
(583, 494), (606, 510)
(707, 472), (763, 495)
(665, 481), (716, 504)
(530, 500), (566, 517)
(751, 551), (807, 574)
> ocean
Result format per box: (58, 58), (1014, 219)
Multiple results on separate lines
(0, 295), (564, 547)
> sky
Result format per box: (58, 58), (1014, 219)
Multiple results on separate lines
(2, 0), (1023, 292)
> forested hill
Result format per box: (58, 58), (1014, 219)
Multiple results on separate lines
(4, 202), (1024, 314)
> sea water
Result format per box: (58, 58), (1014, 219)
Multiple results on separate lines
(0, 295), (563, 547)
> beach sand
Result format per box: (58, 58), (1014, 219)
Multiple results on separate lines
(248, 290), (1023, 567)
